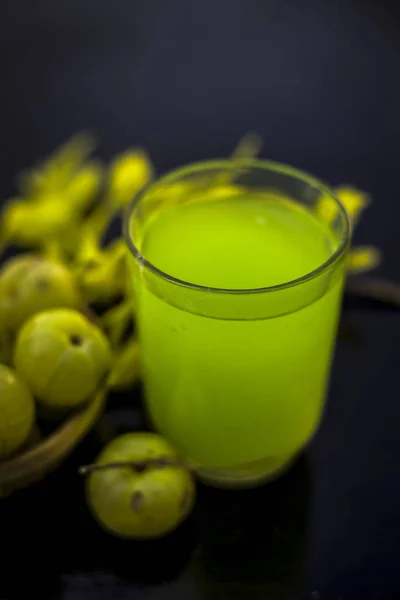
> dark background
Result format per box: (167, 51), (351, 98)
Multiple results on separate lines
(0, 1), (400, 599)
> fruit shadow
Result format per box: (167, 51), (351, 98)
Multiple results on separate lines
(188, 454), (311, 599)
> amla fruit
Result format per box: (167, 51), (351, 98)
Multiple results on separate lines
(0, 255), (81, 332)
(14, 309), (111, 410)
(0, 364), (36, 460)
(85, 433), (195, 539)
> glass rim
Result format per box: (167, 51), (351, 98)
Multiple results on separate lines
(123, 158), (351, 295)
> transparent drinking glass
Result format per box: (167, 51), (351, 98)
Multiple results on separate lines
(124, 160), (350, 488)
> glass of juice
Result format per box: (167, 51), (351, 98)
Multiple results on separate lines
(124, 160), (350, 488)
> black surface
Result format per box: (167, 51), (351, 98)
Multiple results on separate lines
(1, 1), (400, 599)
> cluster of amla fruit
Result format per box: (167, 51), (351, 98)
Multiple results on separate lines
(0, 133), (147, 382)
(0, 134), (195, 539)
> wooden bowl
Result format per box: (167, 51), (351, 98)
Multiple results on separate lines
(0, 387), (107, 498)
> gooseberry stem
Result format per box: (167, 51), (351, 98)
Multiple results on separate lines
(346, 276), (400, 308)
(79, 457), (193, 476)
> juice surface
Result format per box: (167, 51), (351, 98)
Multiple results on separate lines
(134, 193), (344, 470)
(141, 194), (332, 289)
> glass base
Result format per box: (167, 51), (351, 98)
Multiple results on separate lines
(196, 453), (297, 489)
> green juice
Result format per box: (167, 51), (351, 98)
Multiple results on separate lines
(133, 192), (345, 484)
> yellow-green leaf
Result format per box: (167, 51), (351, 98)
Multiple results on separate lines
(64, 162), (103, 213)
(347, 246), (382, 274)
(107, 338), (140, 391)
(335, 186), (369, 226)
(108, 149), (153, 208)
